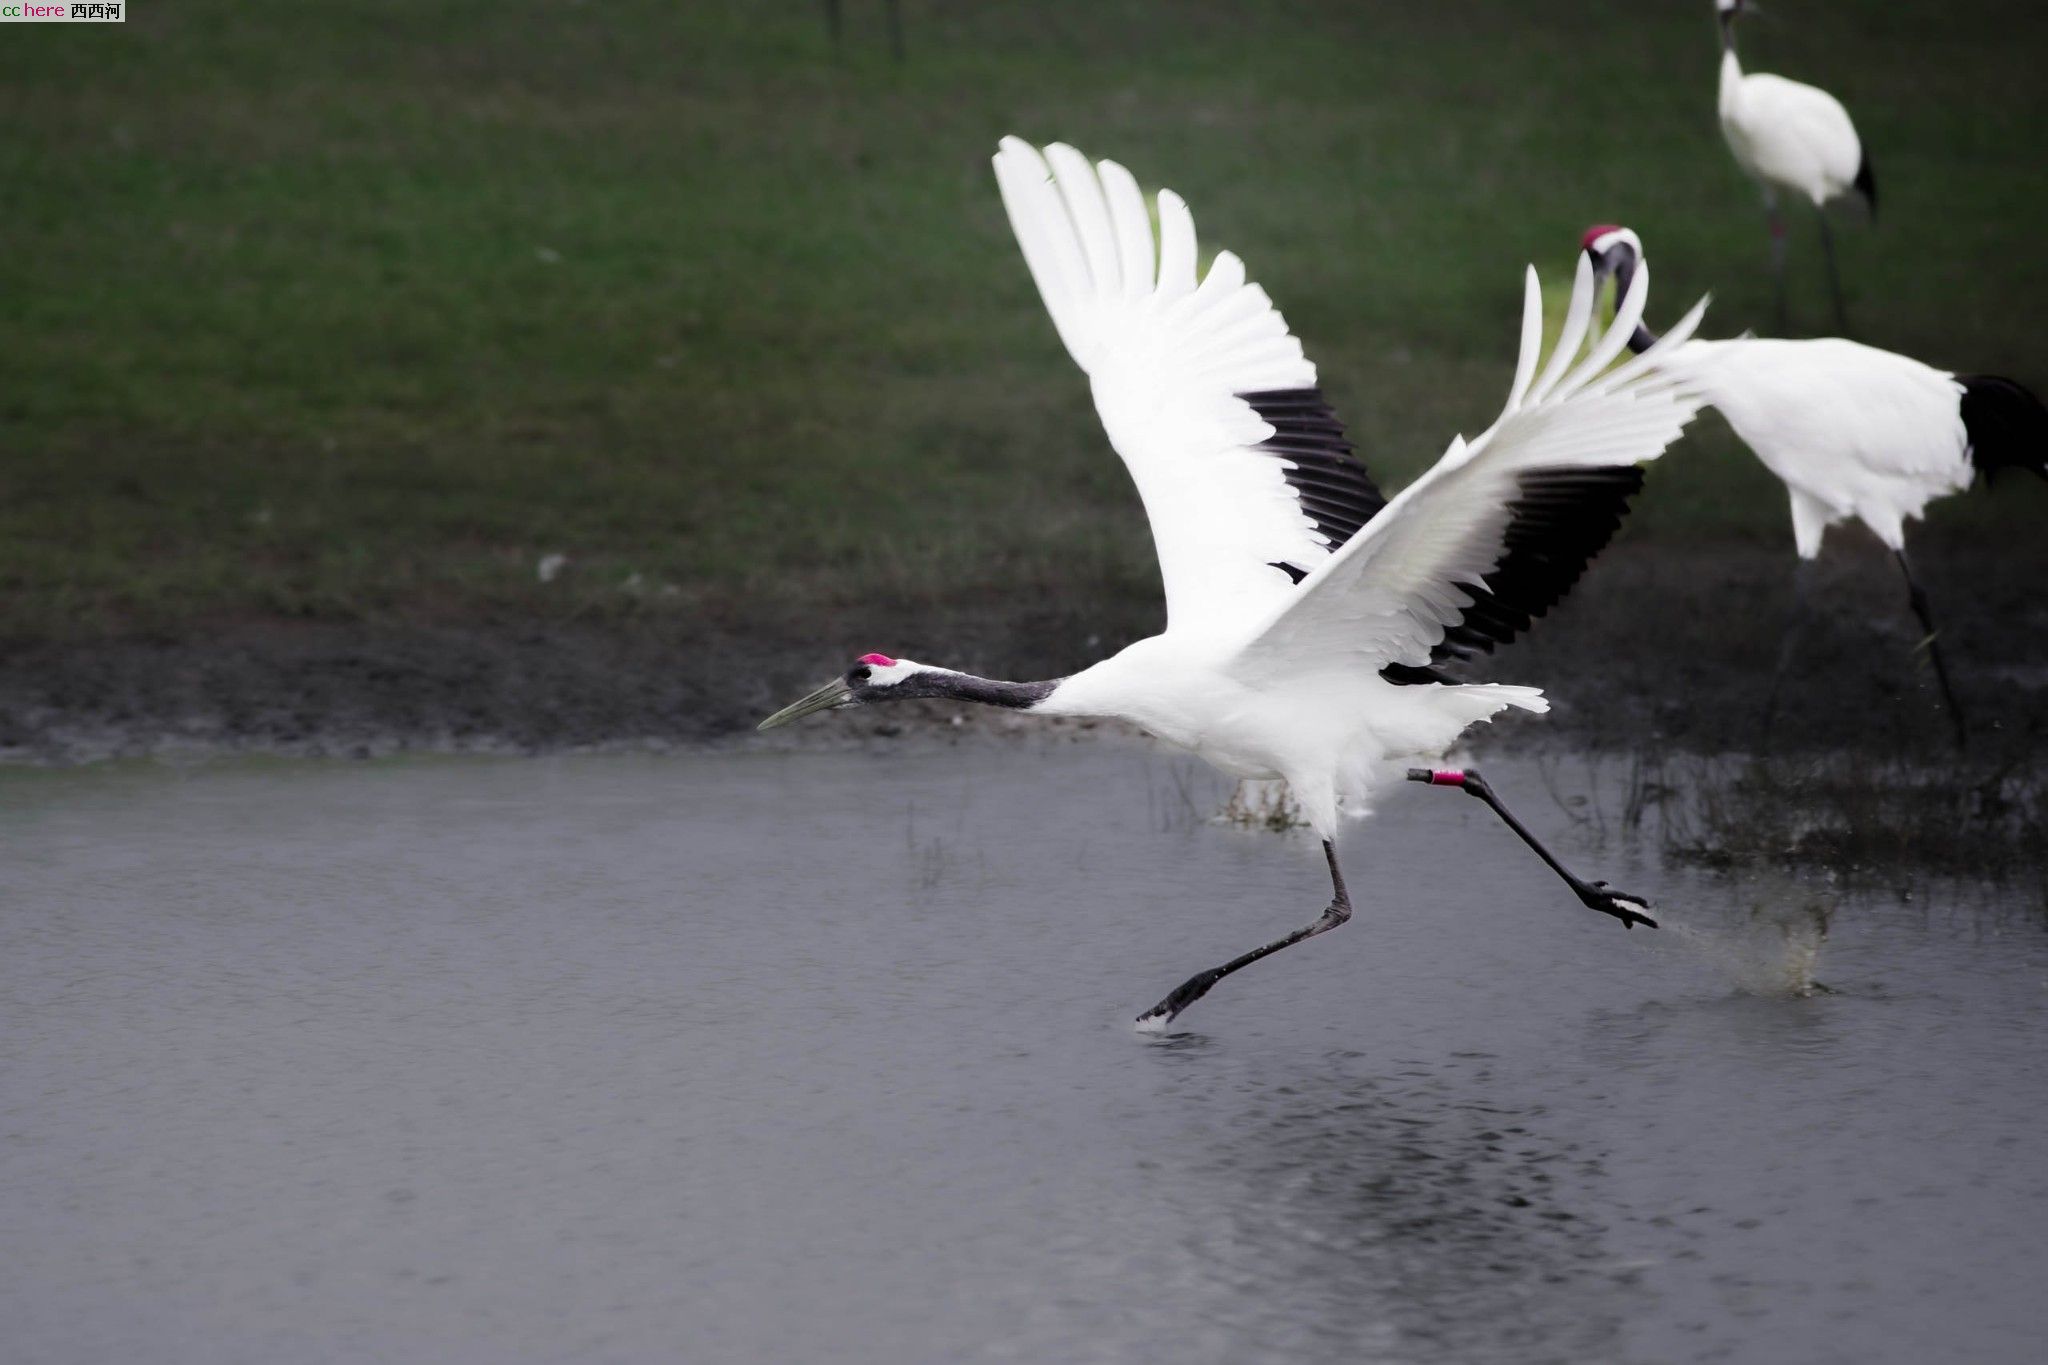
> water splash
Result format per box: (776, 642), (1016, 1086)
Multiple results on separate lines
(1217, 777), (1306, 831)
(1659, 897), (1833, 997)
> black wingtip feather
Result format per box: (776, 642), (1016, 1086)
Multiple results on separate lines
(1960, 375), (2048, 482)
(1425, 465), (1645, 667)
(1379, 662), (1457, 686)
(1268, 561), (1310, 585)
(1240, 388), (1387, 552)
(1240, 392), (1643, 688)
(1853, 149), (1878, 219)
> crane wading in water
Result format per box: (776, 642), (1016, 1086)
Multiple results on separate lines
(763, 139), (1711, 1029)
(1715, 0), (1874, 332)
(1582, 225), (2048, 749)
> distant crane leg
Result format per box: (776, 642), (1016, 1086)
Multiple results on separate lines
(1895, 550), (1967, 749)
(1767, 197), (1788, 332)
(1406, 768), (1658, 929)
(824, 0), (841, 46)
(1136, 840), (1351, 1029)
(886, 0), (904, 60)
(1761, 557), (1816, 748)
(1818, 207), (1848, 334)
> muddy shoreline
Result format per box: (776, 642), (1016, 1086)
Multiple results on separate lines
(3, 540), (2043, 765)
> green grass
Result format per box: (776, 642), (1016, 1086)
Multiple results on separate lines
(3, 0), (2046, 638)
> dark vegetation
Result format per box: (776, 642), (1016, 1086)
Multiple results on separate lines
(1540, 734), (2047, 888)
(1663, 754), (2047, 882)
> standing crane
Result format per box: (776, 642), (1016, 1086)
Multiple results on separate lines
(762, 140), (1710, 1029)
(1582, 224), (2048, 747)
(1716, 0), (1875, 332)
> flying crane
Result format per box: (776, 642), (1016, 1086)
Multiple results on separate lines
(763, 140), (1710, 1028)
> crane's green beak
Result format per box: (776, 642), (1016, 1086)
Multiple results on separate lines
(757, 676), (855, 731)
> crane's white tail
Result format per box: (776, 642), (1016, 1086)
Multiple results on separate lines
(1960, 375), (2048, 483)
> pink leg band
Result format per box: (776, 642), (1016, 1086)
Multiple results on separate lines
(1429, 769), (1466, 786)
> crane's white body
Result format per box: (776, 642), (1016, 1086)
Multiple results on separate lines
(1719, 49), (1864, 207)
(992, 139), (1707, 838)
(1042, 633), (1543, 822)
(1654, 337), (1972, 557)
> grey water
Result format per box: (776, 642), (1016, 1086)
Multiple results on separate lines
(1, 740), (2043, 1365)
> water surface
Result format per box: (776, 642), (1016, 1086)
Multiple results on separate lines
(2, 741), (2042, 1364)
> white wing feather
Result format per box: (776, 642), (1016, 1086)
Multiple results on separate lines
(994, 137), (1346, 637)
(1229, 264), (1709, 682)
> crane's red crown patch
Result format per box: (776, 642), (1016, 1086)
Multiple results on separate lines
(1581, 224), (1624, 250)
(857, 653), (897, 667)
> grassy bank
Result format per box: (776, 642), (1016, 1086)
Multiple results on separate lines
(3, 1), (2046, 642)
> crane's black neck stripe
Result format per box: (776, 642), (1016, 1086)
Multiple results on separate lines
(868, 673), (1058, 709)
(1607, 245), (1661, 355)
(1240, 388), (1387, 552)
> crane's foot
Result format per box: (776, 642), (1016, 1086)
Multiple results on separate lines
(1135, 968), (1224, 1032)
(1575, 880), (1658, 929)
(1136, 842), (1354, 1033)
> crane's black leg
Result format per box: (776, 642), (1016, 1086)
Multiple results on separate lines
(885, 0), (904, 60)
(823, 0), (842, 46)
(1767, 199), (1788, 332)
(1896, 549), (1967, 749)
(1136, 840), (1351, 1029)
(1818, 209), (1849, 334)
(1761, 557), (1817, 748)
(1406, 768), (1658, 929)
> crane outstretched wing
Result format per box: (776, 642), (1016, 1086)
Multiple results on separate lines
(1227, 255), (1710, 684)
(993, 137), (1385, 637)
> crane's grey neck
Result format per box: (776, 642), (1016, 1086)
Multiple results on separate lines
(1719, 9), (1737, 54)
(887, 670), (1059, 710)
(1610, 246), (1661, 354)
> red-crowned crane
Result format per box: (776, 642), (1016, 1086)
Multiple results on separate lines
(1583, 224), (2048, 748)
(761, 140), (1710, 1029)
(1716, 0), (1875, 331)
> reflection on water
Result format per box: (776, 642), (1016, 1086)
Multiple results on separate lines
(0, 743), (2043, 1365)
(1143, 1049), (1627, 1363)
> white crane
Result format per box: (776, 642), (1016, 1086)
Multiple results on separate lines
(1583, 224), (2048, 747)
(762, 139), (1709, 1029)
(1715, 0), (1875, 332)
